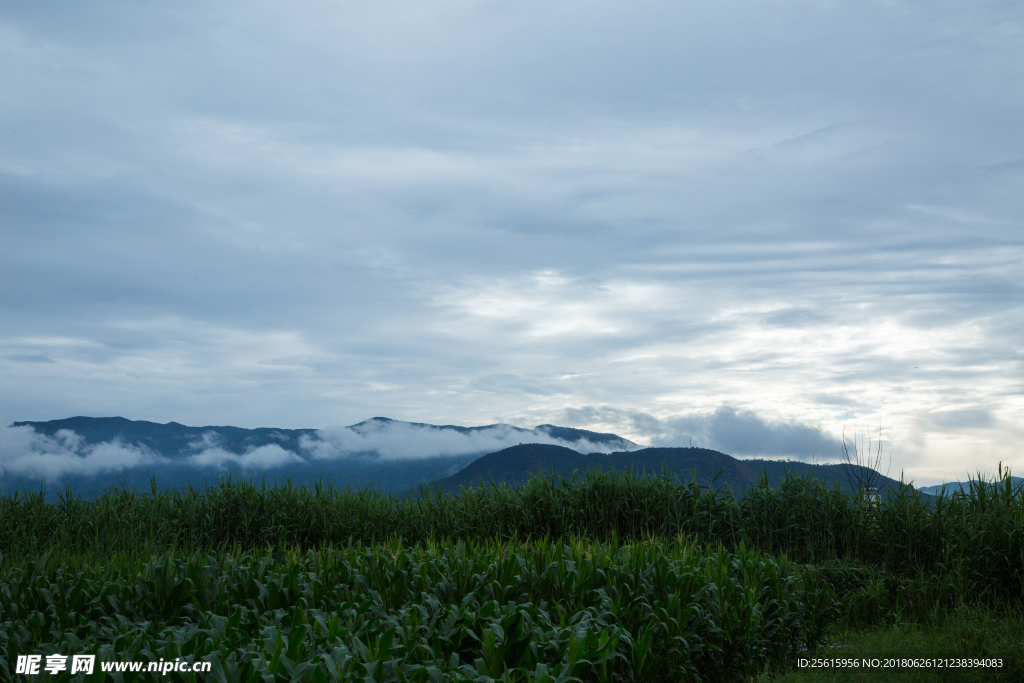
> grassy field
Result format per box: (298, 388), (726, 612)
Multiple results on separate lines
(1, 470), (1021, 681)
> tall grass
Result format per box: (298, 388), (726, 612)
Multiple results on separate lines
(2, 469), (1021, 606)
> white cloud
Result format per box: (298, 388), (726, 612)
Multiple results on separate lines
(187, 444), (304, 470)
(181, 430), (306, 470)
(300, 418), (636, 461)
(0, 421), (161, 480)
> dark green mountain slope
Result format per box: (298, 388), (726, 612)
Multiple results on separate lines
(434, 444), (910, 495)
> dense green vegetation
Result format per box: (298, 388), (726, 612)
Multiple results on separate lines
(1, 539), (832, 682)
(4, 471), (1022, 607)
(2, 470), (1021, 681)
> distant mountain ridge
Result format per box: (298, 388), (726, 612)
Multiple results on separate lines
(3, 416), (637, 497)
(12, 416), (636, 458)
(11, 416), (318, 460)
(6, 416), (907, 500)
(917, 477), (1023, 496)
(434, 443), (912, 496)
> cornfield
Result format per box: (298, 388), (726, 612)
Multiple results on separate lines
(3, 471), (1021, 604)
(1, 538), (832, 682)
(1, 469), (1021, 681)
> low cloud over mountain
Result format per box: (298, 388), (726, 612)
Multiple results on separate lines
(1, 416), (637, 482)
(302, 418), (636, 462)
(0, 421), (162, 481)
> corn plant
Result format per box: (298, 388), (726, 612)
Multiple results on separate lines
(0, 538), (833, 682)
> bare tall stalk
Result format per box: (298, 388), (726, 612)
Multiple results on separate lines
(839, 418), (891, 498)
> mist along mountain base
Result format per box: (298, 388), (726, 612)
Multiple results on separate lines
(2, 416), (637, 497)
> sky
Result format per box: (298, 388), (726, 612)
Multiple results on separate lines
(1, 1), (1022, 485)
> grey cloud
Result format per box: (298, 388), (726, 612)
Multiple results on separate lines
(700, 408), (842, 459)
(926, 409), (995, 430)
(563, 406), (841, 460)
(7, 354), (55, 363)
(761, 308), (831, 328)
(809, 394), (874, 411)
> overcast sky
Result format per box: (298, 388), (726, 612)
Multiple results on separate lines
(2, 1), (1022, 484)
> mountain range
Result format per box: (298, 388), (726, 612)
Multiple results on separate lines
(14, 416), (635, 456)
(2, 416), (635, 496)
(916, 477), (1023, 496)
(3, 415), (917, 498)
